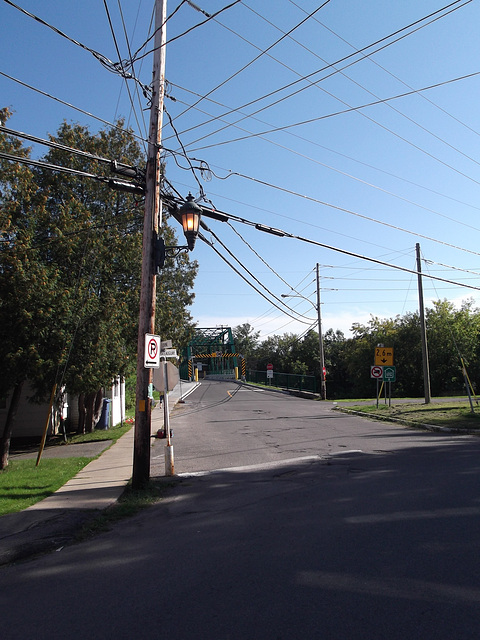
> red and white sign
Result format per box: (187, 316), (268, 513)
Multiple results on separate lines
(267, 363), (274, 370)
(370, 365), (383, 379)
(144, 333), (161, 368)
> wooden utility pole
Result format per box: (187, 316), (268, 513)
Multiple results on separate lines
(316, 263), (326, 400)
(416, 243), (431, 404)
(132, 0), (167, 489)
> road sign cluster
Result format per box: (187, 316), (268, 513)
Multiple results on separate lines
(370, 365), (396, 381)
(371, 347), (396, 381)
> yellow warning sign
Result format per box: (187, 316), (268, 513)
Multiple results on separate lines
(374, 347), (394, 366)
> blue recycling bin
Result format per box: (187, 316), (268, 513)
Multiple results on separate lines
(97, 398), (112, 430)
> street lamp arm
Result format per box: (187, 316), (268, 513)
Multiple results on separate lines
(281, 293), (317, 312)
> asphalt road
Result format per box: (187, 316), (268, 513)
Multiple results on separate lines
(151, 381), (473, 475)
(2, 381), (480, 639)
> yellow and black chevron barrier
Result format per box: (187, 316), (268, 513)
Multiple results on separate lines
(187, 353), (246, 381)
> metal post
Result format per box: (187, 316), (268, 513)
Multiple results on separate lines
(163, 359), (174, 475)
(132, 0), (167, 489)
(316, 263), (327, 400)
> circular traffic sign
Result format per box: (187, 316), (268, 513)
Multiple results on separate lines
(148, 338), (158, 359)
(371, 365), (383, 379)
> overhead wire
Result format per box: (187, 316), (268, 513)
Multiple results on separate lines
(163, 107), (206, 197)
(227, 220), (312, 295)
(167, 83), (480, 220)
(161, 187), (480, 293)
(126, 0), (187, 65)
(188, 71), (480, 169)
(198, 232), (314, 324)
(200, 220), (314, 321)
(0, 71), (149, 147)
(0, 150), (144, 196)
(172, 0), (331, 123)
(103, 0), (148, 144)
(114, 0), (151, 137)
(0, 124), (127, 167)
(130, 0), (242, 64)
(287, 0), (480, 144)
(234, 2), (480, 179)
(2, 0), (150, 94)
(207, 168), (480, 258)
(171, 0), (470, 141)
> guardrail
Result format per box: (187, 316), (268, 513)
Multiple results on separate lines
(246, 370), (317, 393)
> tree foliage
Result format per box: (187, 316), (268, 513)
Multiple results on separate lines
(239, 298), (480, 400)
(1, 112), (197, 464)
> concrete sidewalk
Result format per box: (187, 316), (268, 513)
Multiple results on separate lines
(0, 380), (200, 566)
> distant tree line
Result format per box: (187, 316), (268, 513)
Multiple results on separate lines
(233, 298), (480, 399)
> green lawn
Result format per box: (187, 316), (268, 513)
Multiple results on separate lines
(0, 421), (134, 516)
(338, 400), (480, 431)
(0, 457), (92, 515)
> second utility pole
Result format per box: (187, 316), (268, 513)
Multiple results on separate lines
(416, 243), (431, 404)
(132, 0), (167, 489)
(316, 263), (327, 400)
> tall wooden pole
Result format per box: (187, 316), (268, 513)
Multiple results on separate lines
(132, 0), (167, 489)
(316, 263), (326, 400)
(416, 243), (431, 404)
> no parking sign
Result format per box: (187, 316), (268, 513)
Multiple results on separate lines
(144, 333), (161, 368)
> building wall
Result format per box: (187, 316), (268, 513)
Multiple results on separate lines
(1, 377), (126, 439)
(0, 382), (53, 439)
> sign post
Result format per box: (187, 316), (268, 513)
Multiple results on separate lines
(372, 348), (396, 407)
(266, 363), (274, 385)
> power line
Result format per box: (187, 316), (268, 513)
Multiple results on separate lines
(200, 220), (314, 322)
(198, 232), (314, 324)
(0, 71), (149, 147)
(163, 191), (480, 292)
(2, 0), (150, 94)
(169, 85), (480, 236)
(0, 150), (144, 194)
(1, 124), (120, 166)
(167, 84), (480, 219)
(173, 1), (331, 123)
(232, 2), (480, 181)
(172, 0), (470, 142)
(130, 0), (242, 64)
(209, 169), (480, 258)
(188, 71), (480, 161)
(126, 0), (187, 65)
(287, 0), (480, 145)
(103, 0), (147, 142)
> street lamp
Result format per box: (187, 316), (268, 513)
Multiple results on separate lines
(155, 193), (202, 272)
(282, 263), (327, 400)
(178, 193), (202, 251)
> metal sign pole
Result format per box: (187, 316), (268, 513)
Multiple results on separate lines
(163, 358), (174, 475)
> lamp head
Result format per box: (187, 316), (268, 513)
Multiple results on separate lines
(179, 193), (202, 250)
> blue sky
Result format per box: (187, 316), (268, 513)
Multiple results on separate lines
(2, 0), (480, 340)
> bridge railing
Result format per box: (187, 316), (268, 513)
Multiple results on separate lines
(246, 370), (317, 393)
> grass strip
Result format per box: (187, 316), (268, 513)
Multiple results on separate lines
(0, 457), (92, 516)
(65, 421), (133, 445)
(341, 401), (480, 431)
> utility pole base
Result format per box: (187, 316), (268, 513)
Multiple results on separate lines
(165, 443), (174, 476)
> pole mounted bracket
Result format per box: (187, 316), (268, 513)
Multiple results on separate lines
(153, 234), (188, 274)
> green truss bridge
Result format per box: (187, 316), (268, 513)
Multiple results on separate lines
(180, 327), (245, 381)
